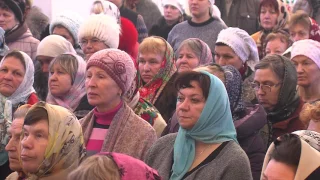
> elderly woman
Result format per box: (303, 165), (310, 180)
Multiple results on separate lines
(17, 102), (86, 179)
(0, 50), (38, 179)
(138, 36), (177, 122)
(261, 132), (320, 179)
(176, 38), (212, 73)
(81, 49), (157, 160)
(0, 0), (39, 60)
(215, 27), (259, 103)
(78, 14), (120, 61)
(146, 71), (252, 179)
(251, 0), (290, 59)
(34, 35), (76, 101)
(46, 53), (93, 119)
(69, 152), (161, 180)
(291, 39), (320, 103)
(254, 55), (306, 143)
(149, 0), (189, 40)
(265, 30), (292, 56)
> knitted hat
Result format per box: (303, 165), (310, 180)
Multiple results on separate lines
(78, 14), (121, 49)
(36, 35), (76, 58)
(49, 11), (84, 47)
(216, 27), (259, 69)
(87, 49), (136, 94)
(162, 0), (184, 14)
(291, 39), (320, 69)
(3, 0), (25, 23)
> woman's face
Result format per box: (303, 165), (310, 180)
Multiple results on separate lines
(80, 36), (109, 60)
(262, 159), (295, 180)
(254, 68), (281, 111)
(176, 46), (200, 73)
(265, 38), (288, 56)
(85, 66), (122, 112)
(37, 56), (54, 73)
(290, 23), (310, 42)
(0, 56), (25, 97)
(138, 52), (163, 84)
(177, 81), (206, 130)
(214, 45), (243, 70)
(0, 8), (18, 31)
(164, 5), (181, 23)
(49, 63), (73, 98)
(188, 0), (210, 19)
(260, 5), (278, 30)
(292, 55), (320, 87)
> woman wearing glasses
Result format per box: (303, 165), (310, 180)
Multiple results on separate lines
(253, 54), (306, 145)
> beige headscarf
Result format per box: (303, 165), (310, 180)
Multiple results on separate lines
(23, 102), (86, 180)
(261, 133), (320, 180)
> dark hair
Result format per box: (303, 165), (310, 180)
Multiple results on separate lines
(24, 102), (48, 126)
(0, 1), (11, 11)
(254, 55), (287, 81)
(259, 0), (279, 15)
(4, 50), (26, 71)
(270, 134), (301, 170)
(175, 71), (211, 100)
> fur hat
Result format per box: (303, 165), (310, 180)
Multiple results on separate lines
(78, 14), (121, 49)
(49, 11), (83, 47)
(87, 49), (136, 94)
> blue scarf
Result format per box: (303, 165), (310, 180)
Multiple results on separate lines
(170, 71), (237, 180)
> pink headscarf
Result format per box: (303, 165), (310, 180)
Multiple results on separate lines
(99, 152), (161, 180)
(46, 53), (87, 111)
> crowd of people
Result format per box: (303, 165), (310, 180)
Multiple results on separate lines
(0, 0), (319, 179)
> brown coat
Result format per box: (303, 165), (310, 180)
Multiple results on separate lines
(80, 103), (157, 160)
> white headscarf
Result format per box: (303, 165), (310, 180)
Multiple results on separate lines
(216, 27), (259, 69)
(0, 51), (35, 164)
(36, 35), (76, 58)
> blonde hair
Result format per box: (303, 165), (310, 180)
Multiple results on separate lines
(68, 155), (120, 180)
(91, 1), (104, 14)
(13, 104), (32, 119)
(139, 37), (166, 57)
(265, 30), (292, 48)
(288, 10), (311, 30)
(300, 101), (320, 125)
(195, 64), (226, 84)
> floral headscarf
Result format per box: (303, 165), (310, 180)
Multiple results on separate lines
(24, 102), (86, 180)
(0, 51), (35, 165)
(257, 0), (290, 59)
(309, 18), (320, 42)
(46, 53), (87, 112)
(139, 36), (177, 104)
(222, 65), (246, 120)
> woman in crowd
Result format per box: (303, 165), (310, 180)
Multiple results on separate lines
(0, 0), (39, 60)
(69, 152), (161, 180)
(0, 50), (38, 179)
(265, 30), (292, 56)
(251, 0), (290, 59)
(146, 71), (252, 179)
(34, 35), (76, 100)
(149, 0), (189, 40)
(50, 11), (84, 58)
(300, 101), (320, 132)
(19, 102), (86, 179)
(175, 38), (212, 73)
(90, 0), (139, 62)
(215, 27), (259, 103)
(254, 55), (306, 144)
(262, 133), (320, 180)
(46, 53), (94, 119)
(78, 14), (120, 61)
(81, 49), (157, 160)
(291, 39), (320, 103)
(138, 36), (177, 122)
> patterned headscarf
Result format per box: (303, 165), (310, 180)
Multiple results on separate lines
(139, 37), (177, 104)
(46, 53), (87, 111)
(24, 102), (86, 180)
(0, 51), (35, 165)
(92, 0), (121, 25)
(99, 152), (161, 180)
(293, 130), (320, 151)
(257, 0), (290, 59)
(222, 65), (246, 120)
(171, 71), (237, 180)
(309, 18), (320, 42)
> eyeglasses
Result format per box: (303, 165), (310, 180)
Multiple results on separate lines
(251, 82), (282, 92)
(79, 38), (104, 47)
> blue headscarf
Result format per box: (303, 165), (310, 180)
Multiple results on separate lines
(170, 71), (237, 180)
